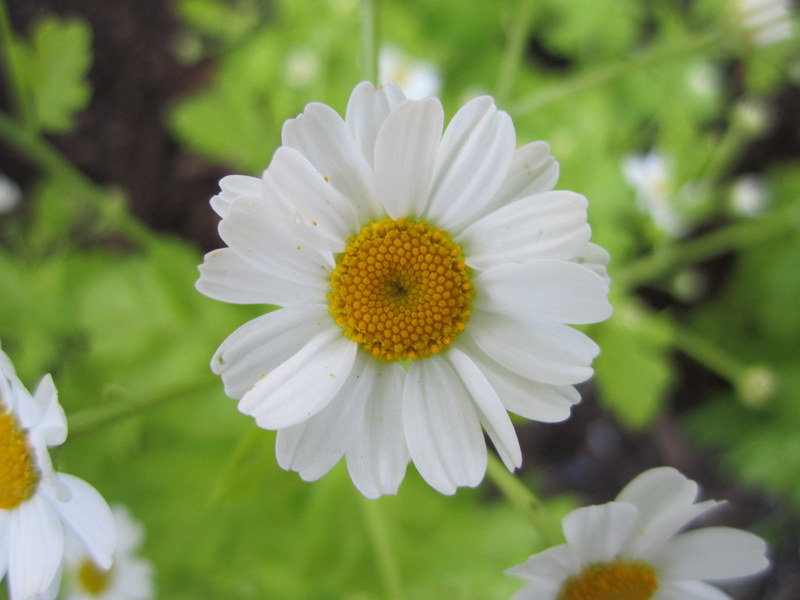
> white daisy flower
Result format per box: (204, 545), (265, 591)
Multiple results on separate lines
(733, 0), (794, 47)
(0, 344), (116, 600)
(622, 152), (686, 237)
(507, 466), (769, 600)
(61, 505), (154, 600)
(197, 82), (612, 497)
(379, 46), (442, 99)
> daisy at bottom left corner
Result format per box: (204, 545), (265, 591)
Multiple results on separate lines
(0, 343), (116, 600)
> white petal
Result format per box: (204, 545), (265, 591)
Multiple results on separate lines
(576, 242), (611, 284)
(242, 327), (358, 429)
(468, 310), (599, 385)
(275, 352), (373, 481)
(218, 193), (333, 289)
(473, 260), (612, 324)
(562, 502), (638, 565)
(0, 513), (8, 580)
(616, 467), (722, 557)
(402, 357), (486, 494)
(445, 348), (521, 470)
(509, 580), (560, 600)
(212, 305), (331, 399)
(264, 146), (361, 251)
(31, 374), (67, 447)
(654, 527), (769, 582)
(458, 191), (590, 270)
(197, 247), (322, 307)
(46, 474), (116, 570)
(210, 174), (261, 218)
(506, 544), (578, 580)
(493, 141), (560, 207)
(346, 362), (409, 498)
(8, 494), (63, 600)
(425, 97), (516, 234)
(282, 101), (381, 220)
(374, 97), (443, 219)
(656, 581), (734, 600)
(345, 81), (406, 167)
(458, 335), (581, 422)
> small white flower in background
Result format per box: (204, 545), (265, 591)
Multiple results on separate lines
(622, 152), (687, 237)
(733, 0), (794, 47)
(0, 174), (21, 214)
(0, 344), (116, 600)
(507, 466), (769, 600)
(731, 174), (770, 217)
(284, 47), (322, 88)
(197, 82), (611, 497)
(379, 47), (441, 99)
(61, 505), (154, 600)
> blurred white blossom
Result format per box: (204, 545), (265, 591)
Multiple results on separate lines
(379, 46), (441, 99)
(731, 174), (770, 217)
(734, 0), (794, 46)
(622, 152), (686, 236)
(0, 174), (21, 214)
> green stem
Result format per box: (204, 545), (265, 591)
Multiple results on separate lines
(486, 453), (563, 547)
(359, 497), (403, 600)
(359, 0), (380, 84)
(613, 199), (800, 290)
(67, 374), (218, 439)
(672, 325), (746, 383)
(496, 0), (537, 107)
(508, 30), (721, 116)
(0, 0), (36, 130)
(0, 109), (153, 246)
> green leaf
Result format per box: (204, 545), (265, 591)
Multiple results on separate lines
(16, 16), (93, 133)
(593, 299), (675, 428)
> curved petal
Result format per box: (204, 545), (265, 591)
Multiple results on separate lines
(654, 527), (769, 582)
(346, 361), (409, 498)
(47, 474), (116, 570)
(656, 580), (734, 600)
(458, 191), (591, 270)
(282, 101), (381, 220)
(616, 467), (722, 557)
(575, 242), (611, 284)
(218, 193), (333, 289)
(210, 174), (261, 218)
(468, 310), (599, 385)
(31, 374), (67, 447)
(197, 247), (322, 307)
(212, 305), (332, 399)
(402, 357), (486, 494)
(264, 146), (361, 251)
(374, 97), (443, 219)
(473, 260), (612, 324)
(425, 97), (516, 234)
(493, 141), (560, 208)
(445, 348), (521, 470)
(241, 327), (358, 429)
(562, 502), (638, 565)
(345, 81), (406, 167)
(8, 493), (64, 600)
(458, 333), (580, 422)
(0, 513), (8, 580)
(507, 544), (579, 599)
(275, 352), (374, 481)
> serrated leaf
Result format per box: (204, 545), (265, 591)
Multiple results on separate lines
(16, 16), (93, 133)
(593, 300), (674, 428)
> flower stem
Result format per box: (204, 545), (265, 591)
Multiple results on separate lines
(508, 30), (721, 116)
(496, 0), (537, 107)
(359, 0), (380, 85)
(359, 496), (403, 600)
(67, 374), (218, 439)
(0, 109), (154, 246)
(486, 454), (563, 547)
(614, 199), (800, 290)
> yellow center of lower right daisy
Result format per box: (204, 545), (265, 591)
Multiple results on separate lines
(558, 560), (658, 600)
(0, 408), (40, 509)
(78, 558), (113, 596)
(328, 217), (473, 362)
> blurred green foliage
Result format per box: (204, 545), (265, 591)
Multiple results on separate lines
(1, 0), (799, 598)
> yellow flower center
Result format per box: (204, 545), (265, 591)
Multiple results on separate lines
(78, 558), (113, 596)
(558, 560), (658, 600)
(0, 408), (40, 510)
(328, 217), (474, 361)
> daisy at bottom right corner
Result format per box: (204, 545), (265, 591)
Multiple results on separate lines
(506, 466), (769, 600)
